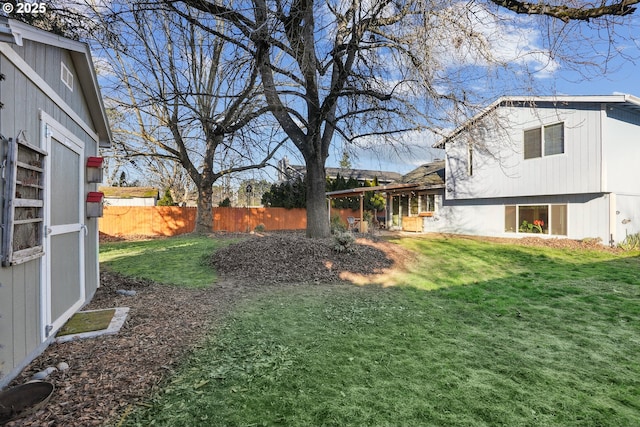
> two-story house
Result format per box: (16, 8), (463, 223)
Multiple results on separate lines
(429, 95), (640, 245)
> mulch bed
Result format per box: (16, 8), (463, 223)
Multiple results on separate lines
(210, 232), (399, 284)
(4, 271), (248, 427)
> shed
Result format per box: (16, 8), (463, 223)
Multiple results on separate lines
(0, 18), (111, 387)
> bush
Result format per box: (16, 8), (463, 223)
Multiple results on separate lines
(333, 231), (355, 253)
(330, 215), (347, 234)
(219, 197), (231, 207)
(619, 232), (640, 251)
(254, 223), (266, 232)
(157, 188), (175, 206)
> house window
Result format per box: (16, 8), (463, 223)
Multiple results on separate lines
(524, 123), (564, 159)
(524, 128), (542, 159)
(504, 204), (567, 236)
(544, 123), (564, 156)
(550, 204), (567, 235)
(61, 62), (74, 91)
(505, 205), (517, 232)
(420, 194), (435, 213)
(518, 205), (549, 233)
(468, 143), (473, 176)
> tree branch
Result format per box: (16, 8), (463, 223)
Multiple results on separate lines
(490, 0), (638, 22)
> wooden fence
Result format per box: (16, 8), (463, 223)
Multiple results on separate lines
(100, 206), (362, 237)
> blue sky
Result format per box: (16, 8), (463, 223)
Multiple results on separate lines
(331, 14), (640, 177)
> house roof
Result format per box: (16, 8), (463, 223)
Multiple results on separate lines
(99, 187), (159, 199)
(398, 160), (445, 187)
(1, 18), (112, 148)
(434, 94), (640, 149)
(287, 165), (402, 183)
(325, 160), (445, 198)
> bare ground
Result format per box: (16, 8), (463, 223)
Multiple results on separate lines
(3, 232), (619, 426)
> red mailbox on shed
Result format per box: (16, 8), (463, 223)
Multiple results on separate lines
(86, 156), (104, 183)
(86, 191), (104, 218)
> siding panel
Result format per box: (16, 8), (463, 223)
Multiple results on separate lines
(447, 103), (603, 199)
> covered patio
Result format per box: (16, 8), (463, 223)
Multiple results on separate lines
(325, 161), (445, 232)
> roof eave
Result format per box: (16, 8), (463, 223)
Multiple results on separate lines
(433, 94), (640, 149)
(5, 18), (112, 147)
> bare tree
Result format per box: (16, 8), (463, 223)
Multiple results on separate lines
(168, 0), (637, 238)
(88, 1), (283, 232)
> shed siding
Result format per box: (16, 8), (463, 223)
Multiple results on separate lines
(0, 38), (102, 386)
(11, 41), (94, 130)
(446, 103), (603, 200)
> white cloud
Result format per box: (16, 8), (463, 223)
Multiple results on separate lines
(431, 2), (559, 79)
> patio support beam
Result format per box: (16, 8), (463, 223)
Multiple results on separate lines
(360, 194), (364, 227)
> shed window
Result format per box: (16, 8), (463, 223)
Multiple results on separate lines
(61, 62), (74, 91)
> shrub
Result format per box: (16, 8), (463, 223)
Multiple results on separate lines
(330, 215), (347, 234)
(619, 232), (640, 251)
(254, 223), (266, 232)
(157, 188), (175, 206)
(219, 197), (231, 207)
(333, 231), (355, 253)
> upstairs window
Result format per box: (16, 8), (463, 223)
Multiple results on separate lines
(524, 122), (564, 159)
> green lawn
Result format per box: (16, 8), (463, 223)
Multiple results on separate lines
(99, 235), (238, 288)
(117, 235), (640, 426)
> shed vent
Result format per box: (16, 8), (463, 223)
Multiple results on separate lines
(61, 62), (73, 91)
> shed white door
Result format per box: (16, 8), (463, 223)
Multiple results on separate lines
(41, 114), (85, 339)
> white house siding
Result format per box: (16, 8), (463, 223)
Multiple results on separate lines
(602, 105), (640, 195)
(614, 194), (640, 244)
(424, 193), (611, 242)
(446, 103), (603, 200)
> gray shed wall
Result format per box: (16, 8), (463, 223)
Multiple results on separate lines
(0, 39), (101, 387)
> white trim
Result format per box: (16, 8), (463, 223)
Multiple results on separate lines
(0, 42), (99, 143)
(60, 61), (74, 91)
(40, 113), (86, 341)
(435, 94), (640, 148)
(504, 203), (569, 237)
(609, 193), (616, 246)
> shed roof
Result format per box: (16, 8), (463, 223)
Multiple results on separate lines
(1, 18), (112, 147)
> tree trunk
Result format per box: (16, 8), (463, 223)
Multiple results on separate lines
(194, 181), (214, 234)
(305, 156), (330, 238)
